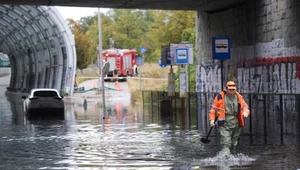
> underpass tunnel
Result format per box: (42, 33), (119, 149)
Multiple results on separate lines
(0, 5), (76, 96)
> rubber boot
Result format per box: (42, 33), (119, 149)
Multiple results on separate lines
(219, 147), (230, 159)
(221, 147), (230, 154)
(230, 146), (237, 155)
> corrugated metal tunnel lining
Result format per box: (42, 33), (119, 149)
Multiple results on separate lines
(0, 5), (76, 95)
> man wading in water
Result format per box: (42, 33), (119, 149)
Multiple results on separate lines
(208, 81), (250, 155)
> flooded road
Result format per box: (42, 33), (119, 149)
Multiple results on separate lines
(0, 76), (300, 169)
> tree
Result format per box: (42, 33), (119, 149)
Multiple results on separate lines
(79, 15), (98, 33)
(84, 12), (116, 64)
(83, 9), (156, 64)
(146, 10), (195, 62)
(67, 19), (91, 69)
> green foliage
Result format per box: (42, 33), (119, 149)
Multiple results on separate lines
(69, 9), (197, 91)
(146, 10), (195, 62)
(78, 9), (156, 65)
(182, 28), (196, 44)
(85, 14), (114, 64)
(67, 19), (91, 69)
(79, 15), (98, 33)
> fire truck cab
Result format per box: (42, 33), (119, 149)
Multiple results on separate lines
(102, 48), (137, 81)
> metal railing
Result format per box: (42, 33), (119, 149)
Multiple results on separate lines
(142, 91), (300, 145)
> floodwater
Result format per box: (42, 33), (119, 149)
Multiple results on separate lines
(0, 78), (300, 169)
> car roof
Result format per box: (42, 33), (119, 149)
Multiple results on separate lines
(30, 88), (59, 91)
(29, 88), (61, 97)
(30, 88), (59, 93)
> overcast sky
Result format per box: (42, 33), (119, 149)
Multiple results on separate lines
(55, 6), (109, 21)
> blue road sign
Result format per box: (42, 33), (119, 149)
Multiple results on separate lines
(140, 47), (146, 54)
(213, 37), (231, 60)
(175, 48), (188, 64)
(170, 43), (193, 65)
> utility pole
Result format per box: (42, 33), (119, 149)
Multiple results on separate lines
(98, 8), (106, 119)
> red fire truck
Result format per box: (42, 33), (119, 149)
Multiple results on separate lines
(102, 48), (137, 80)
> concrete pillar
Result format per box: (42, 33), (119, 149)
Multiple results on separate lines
(196, 11), (211, 64)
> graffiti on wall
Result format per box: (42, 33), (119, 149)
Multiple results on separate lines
(196, 57), (300, 94)
(236, 57), (300, 94)
(196, 62), (222, 93)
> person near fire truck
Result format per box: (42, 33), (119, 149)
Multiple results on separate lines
(208, 81), (250, 155)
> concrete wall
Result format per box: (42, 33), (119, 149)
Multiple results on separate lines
(196, 0), (300, 137)
(196, 0), (300, 94)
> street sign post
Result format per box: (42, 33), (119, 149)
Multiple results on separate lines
(139, 47), (146, 90)
(158, 59), (166, 88)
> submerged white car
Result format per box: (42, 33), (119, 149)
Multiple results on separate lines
(21, 88), (65, 118)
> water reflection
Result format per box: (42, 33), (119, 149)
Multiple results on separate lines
(63, 103), (178, 169)
(0, 89), (299, 169)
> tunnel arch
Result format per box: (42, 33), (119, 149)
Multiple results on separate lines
(0, 5), (76, 95)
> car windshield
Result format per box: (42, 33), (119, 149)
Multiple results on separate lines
(33, 91), (58, 97)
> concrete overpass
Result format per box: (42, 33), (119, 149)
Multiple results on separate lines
(1, 0), (300, 96)
(0, 0), (246, 11)
(0, 0), (248, 96)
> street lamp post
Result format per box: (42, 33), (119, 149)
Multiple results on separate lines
(98, 8), (106, 119)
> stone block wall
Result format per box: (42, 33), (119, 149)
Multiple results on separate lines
(196, 0), (300, 94)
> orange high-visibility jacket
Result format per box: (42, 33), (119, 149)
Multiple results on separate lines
(209, 91), (250, 127)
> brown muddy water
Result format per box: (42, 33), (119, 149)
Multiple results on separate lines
(1, 86), (300, 170)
